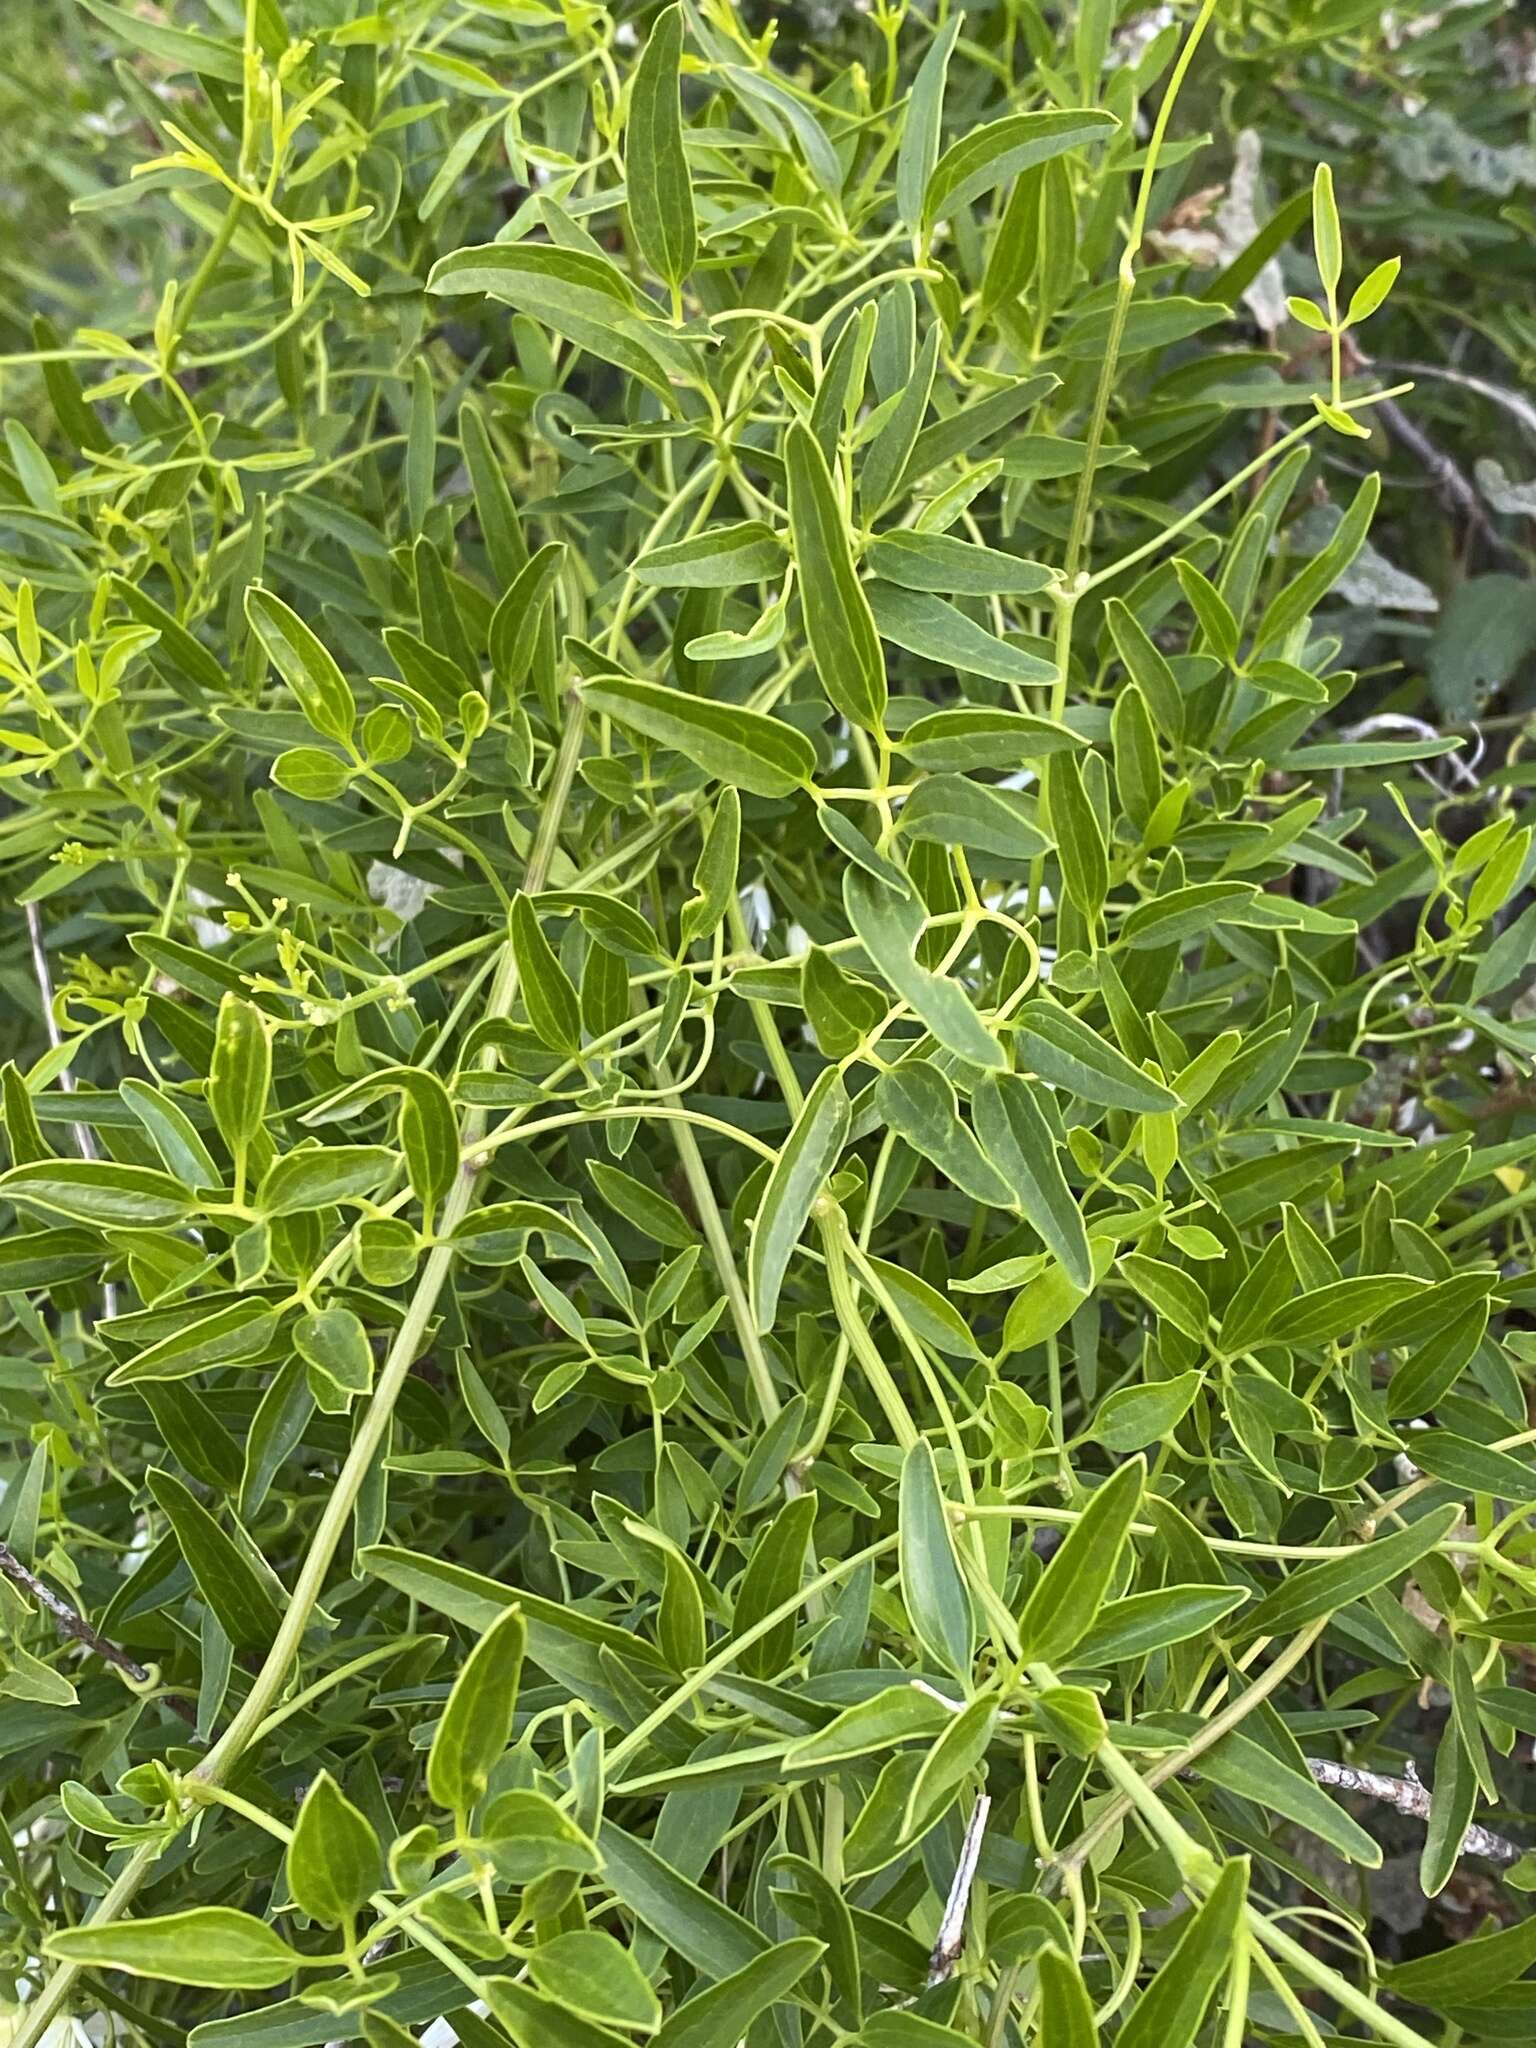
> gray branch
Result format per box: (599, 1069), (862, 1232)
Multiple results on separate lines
(0, 1540), (147, 1685)
(1305, 1755), (1524, 1867)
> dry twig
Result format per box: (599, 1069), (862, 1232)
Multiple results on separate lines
(1304, 1755), (1524, 1867)
(0, 1538), (197, 1726)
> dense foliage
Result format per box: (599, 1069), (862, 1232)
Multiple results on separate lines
(3, 3), (1536, 2046)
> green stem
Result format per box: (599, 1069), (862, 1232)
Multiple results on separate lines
(819, 1207), (920, 1451)
(167, 199), (241, 374)
(1060, 0), (1219, 592)
(1250, 1911), (1435, 2048)
(655, 1061), (783, 1425)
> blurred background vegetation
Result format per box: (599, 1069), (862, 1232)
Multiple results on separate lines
(3, 2), (1533, 740)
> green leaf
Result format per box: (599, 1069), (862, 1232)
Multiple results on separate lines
(0, 1158), (192, 1229)
(749, 1066), (850, 1332)
(295, 1306), (375, 1399)
(786, 1683), (956, 1768)
(896, 12), (962, 229)
(898, 1440), (974, 1680)
(866, 1257), (981, 1359)
(484, 1982), (634, 2048)
(875, 1061), (1013, 1209)
(1037, 1945), (1097, 2048)
(1187, 1727), (1381, 1866)
(1345, 254), (1400, 326)
(428, 243), (690, 407)
(899, 776), (1050, 863)
(1074, 1584), (1247, 1664)
(923, 110), (1118, 230)
(246, 587), (356, 744)
(1264, 1273), (1426, 1346)
(1239, 1505), (1465, 1638)
(512, 894), (583, 1055)
(626, 4), (696, 299)
(76, 0), (244, 81)
(46, 1907), (303, 1989)
(845, 869), (1004, 1071)
(1384, 1909), (1536, 2008)
(491, 543), (565, 698)
(1044, 751), (1108, 925)
(272, 746), (350, 800)
(860, 325), (941, 517)
(581, 674), (815, 800)
(589, 1161), (696, 1249)
(1251, 470), (1380, 659)
(973, 1073), (1092, 1290)
(1015, 1002), (1179, 1113)
(868, 583), (1057, 689)
(427, 1604), (526, 1818)
(1312, 161), (1342, 301)
(1106, 598), (1185, 742)
(1092, 1372), (1202, 1454)
(529, 1930), (662, 2033)
(1118, 1255), (1210, 1344)
(785, 422), (886, 734)
(1114, 1859), (1249, 2048)
(803, 947), (885, 1057)
(287, 1772), (384, 1927)
(731, 1491), (817, 1678)
(1408, 1431), (1536, 1503)
(634, 523), (785, 589)
(651, 1938), (824, 2048)
(1017, 1459), (1144, 1665)
(866, 531), (1054, 598)
(681, 788), (740, 949)
(598, 1822), (771, 1980)
(209, 996), (270, 1170)
(147, 1467), (283, 1649)
(397, 1071), (458, 1215)
(256, 1145), (397, 1216)
(107, 1299), (279, 1388)
(1420, 1721), (1476, 1899)
(895, 707), (1082, 771)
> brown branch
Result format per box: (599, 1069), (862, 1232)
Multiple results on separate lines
(0, 1540), (196, 1723)
(1304, 1755), (1524, 1867)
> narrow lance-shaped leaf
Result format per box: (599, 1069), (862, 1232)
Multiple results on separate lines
(427, 1604), (527, 1820)
(1238, 1504), (1464, 1638)
(973, 1073), (1093, 1290)
(1017, 1457), (1145, 1665)
(1038, 1946), (1098, 2048)
(749, 1067), (850, 1332)
(245, 586), (355, 743)
(581, 673), (815, 800)
(922, 108), (1118, 230)
(1114, 1859), (1250, 2048)
(896, 10), (963, 229)
(845, 868), (1005, 1072)
(626, 4), (696, 306)
(512, 894), (583, 1056)
(898, 1440), (975, 1679)
(784, 421), (886, 735)
(46, 1908), (304, 1990)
